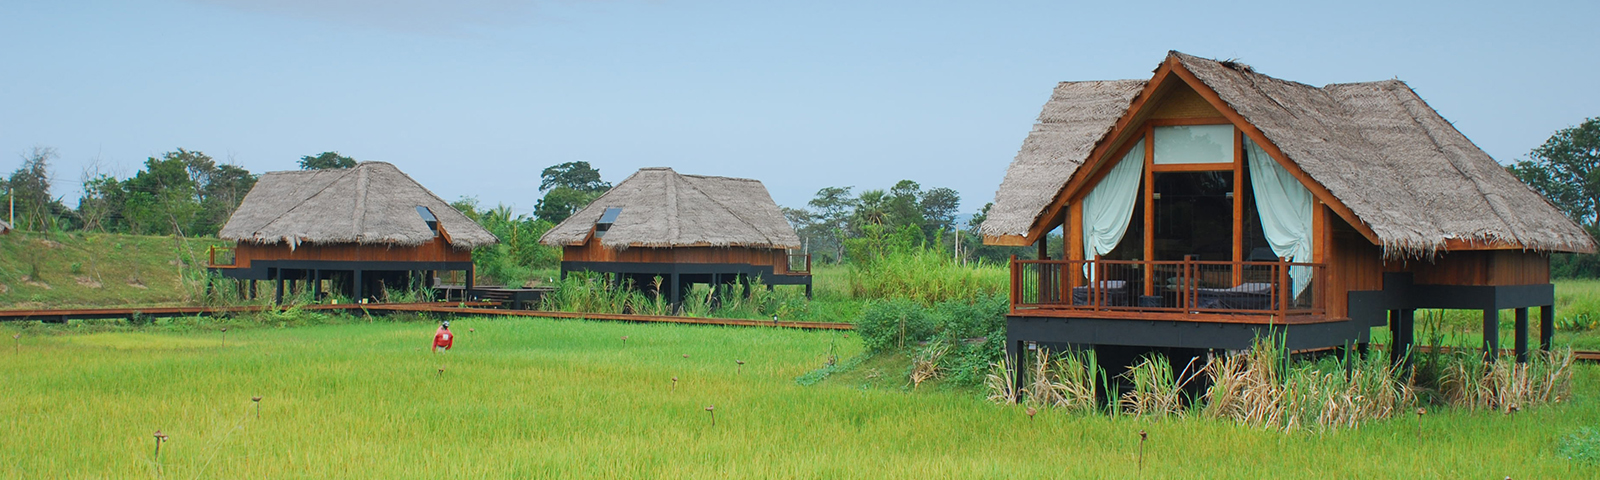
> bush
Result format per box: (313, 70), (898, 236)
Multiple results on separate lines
(856, 293), (1009, 387)
(857, 298), (933, 352)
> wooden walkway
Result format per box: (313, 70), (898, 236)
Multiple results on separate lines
(0, 302), (854, 330)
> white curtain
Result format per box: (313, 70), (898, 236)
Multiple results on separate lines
(1245, 137), (1313, 296)
(1082, 140), (1145, 276)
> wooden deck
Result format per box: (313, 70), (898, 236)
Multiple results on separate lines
(1010, 257), (1327, 323)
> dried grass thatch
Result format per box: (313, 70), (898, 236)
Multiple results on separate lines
(982, 51), (1595, 257)
(539, 167), (801, 250)
(980, 80), (1146, 239)
(218, 162), (497, 249)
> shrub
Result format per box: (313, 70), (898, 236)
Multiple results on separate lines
(857, 298), (933, 352)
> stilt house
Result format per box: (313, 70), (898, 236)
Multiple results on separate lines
(980, 51), (1594, 367)
(210, 162), (497, 303)
(539, 167), (811, 303)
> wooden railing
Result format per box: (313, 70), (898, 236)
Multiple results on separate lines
(785, 253), (812, 275)
(208, 246), (237, 268)
(1010, 256), (1324, 318)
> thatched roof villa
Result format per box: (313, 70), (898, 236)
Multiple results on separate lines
(210, 161), (497, 304)
(982, 51), (1592, 378)
(540, 167), (811, 304)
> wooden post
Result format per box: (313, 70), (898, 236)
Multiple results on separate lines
(353, 270), (364, 304)
(312, 269), (321, 302)
(1277, 258), (1290, 319)
(274, 269), (284, 305)
(1388, 310), (1402, 366)
(1400, 309), (1415, 372)
(670, 273), (681, 307)
(1540, 305), (1555, 351)
(1483, 309), (1499, 362)
(1514, 307), (1529, 364)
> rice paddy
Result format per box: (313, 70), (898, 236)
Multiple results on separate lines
(4, 316), (1598, 478)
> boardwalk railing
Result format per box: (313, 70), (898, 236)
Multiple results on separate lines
(1010, 256), (1324, 318)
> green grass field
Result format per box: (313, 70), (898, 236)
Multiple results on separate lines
(4, 317), (1598, 478)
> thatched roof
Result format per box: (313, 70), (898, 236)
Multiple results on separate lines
(539, 167), (801, 249)
(982, 51), (1595, 256)
(981, 80), (1146, 239)
(0, 219), (9, 235)
(218, 162), (497, 249)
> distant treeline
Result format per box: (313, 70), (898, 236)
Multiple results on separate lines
(0, 148), (358, 237)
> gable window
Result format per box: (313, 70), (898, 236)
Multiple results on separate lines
(1153, 125), (1234, 165)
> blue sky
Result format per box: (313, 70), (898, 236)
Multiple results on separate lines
(3, 0), (1596, 217)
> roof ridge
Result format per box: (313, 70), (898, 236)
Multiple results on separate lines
(674, 174), (776, 244)
(1382, 83), (1526, 246)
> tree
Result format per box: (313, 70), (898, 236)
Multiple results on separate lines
(299, 151), (356, 170)
(919, 187), (960, 237)
(885, 180), (924, 231)
(534, 162), (611, 223)
(539, 161), (609, 192)
(6, 147), (61, 231)
(802, 186), (855, 263)
(1510, 117), (1600, 277)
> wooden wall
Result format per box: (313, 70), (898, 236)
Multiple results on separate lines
(1392, 250), (1550, 286)
(563, 238), (794, 274)
(1324, 210), (1384, 319)
(234, 237), (470, 269)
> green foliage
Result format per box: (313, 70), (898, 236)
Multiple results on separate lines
(78, 149), (257, 236)
(844, 224), (1008, 304)
(534, 161), (610, 223)
(855, 293), (1007, 387)
(298, 151), (356, 170)
(1509, 118), (1600, 277)
(5, 147), (73, 231)
(452, 198), (561, 287)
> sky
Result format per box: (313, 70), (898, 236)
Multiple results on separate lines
(3, 0), (1597, 218)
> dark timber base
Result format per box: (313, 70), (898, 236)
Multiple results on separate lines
(1352, 273), (1554, 367)
(210, 260), (474, 305)
(1003, 272), (1559, 401)
(561, 261), (813, 306)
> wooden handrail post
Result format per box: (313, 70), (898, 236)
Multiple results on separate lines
(1278, 257), (1290, 319)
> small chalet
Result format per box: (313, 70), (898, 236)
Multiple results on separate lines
(539, 167), (811, 303)
(210, 162), (498, 303)
(980, 52), (1594, 368)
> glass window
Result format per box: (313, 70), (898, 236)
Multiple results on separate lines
(1153, 125), (1234, 165)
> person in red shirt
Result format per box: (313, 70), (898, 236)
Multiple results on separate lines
(433, 321), (454, 353)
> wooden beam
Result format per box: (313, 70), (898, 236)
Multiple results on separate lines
(1149, 117), (1231, 126)
(1232, 126), (1245, 285)
(985, 234), (1030, 247)
(1163, 58), (1383, 246)
(1442, 238), (1530, 251)
(1143, 126), (1155, 297)
(1151, 162), (1234, 172)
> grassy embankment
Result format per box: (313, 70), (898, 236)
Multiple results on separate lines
(3, 318), (1598, 478)
(0, 231), (226, 308)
